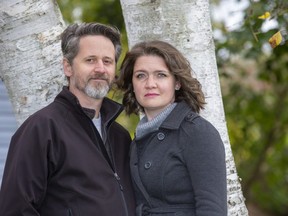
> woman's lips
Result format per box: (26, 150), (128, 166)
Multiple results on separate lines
(144, 93), (159, 97)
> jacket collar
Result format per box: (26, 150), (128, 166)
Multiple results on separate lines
(160, 101), (199, 130)
(55, 86), (123, 125)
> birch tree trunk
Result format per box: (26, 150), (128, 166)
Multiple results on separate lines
(0, 0), (66, 125)
(120, 0), (248, 215)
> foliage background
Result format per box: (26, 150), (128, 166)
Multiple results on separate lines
(57, 0), (288, 215)
(211, 1), (288, 215)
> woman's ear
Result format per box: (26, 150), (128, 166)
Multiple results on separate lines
(63, 58), (72, 77)
(175, 82), (181, 90)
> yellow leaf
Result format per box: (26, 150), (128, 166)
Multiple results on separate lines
(258, 12), (271, 20)
(269, 31), (283, 48)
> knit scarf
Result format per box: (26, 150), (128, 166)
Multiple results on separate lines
(135, 103), (177, 140)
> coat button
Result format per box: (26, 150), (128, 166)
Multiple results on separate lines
(144, 161), (152, 169)
(157, 132), (165, 140)
(185, 113), (195, 121)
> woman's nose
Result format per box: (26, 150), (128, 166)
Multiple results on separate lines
(145, 76), (157, 88)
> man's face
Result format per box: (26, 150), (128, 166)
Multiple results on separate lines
(64, 35), (116, 101)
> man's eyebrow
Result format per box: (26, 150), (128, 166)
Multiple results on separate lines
(103, 56), (114, 59)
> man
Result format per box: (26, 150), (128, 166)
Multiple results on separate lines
(0, 23), (135, 216)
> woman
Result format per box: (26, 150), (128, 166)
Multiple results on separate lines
(117, 40), (227, 216)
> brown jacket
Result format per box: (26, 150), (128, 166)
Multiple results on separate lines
(0, 87), (135, 216)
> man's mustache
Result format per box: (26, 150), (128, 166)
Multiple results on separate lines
(89, 74), (109, 81)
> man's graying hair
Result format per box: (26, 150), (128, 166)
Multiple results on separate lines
(61, 23), (122, 64)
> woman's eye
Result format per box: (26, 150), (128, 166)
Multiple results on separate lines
(137, 74), (143, 78)
(157, 72), (167, 78)
(136, 74), (145, 79)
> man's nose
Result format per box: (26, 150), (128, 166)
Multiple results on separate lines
(94, 60), (105, 73)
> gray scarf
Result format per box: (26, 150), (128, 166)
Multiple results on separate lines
(135, 103), (177, 139)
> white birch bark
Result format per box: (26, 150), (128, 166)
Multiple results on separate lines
(120, 0), (248, 215)
(0, 0), (66, 125)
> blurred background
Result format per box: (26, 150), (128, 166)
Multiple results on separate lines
(0, 0), (287, 215)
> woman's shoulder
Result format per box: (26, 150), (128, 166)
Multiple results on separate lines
(180, 111), (220, 137)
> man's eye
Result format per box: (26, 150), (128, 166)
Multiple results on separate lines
(104, 60), (113, 65)
(86, 59), (94, 63)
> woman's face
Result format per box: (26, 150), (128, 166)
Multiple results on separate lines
(132, 55), (180, 120)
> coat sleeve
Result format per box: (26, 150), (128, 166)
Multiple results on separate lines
(0, 115), (51, 215)
(183, 118), (227, 216)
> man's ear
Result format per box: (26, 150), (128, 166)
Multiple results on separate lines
(63, 58), (72, 77)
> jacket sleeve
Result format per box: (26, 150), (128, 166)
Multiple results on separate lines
(183, 118), (227, 216)
(0, 115), (51, 215)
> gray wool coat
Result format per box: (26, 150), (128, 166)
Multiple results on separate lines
(130, 101), (227, 216)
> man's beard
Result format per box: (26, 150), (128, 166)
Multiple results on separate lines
(84, 82), (110, 99)
(76, 73), (112, 99)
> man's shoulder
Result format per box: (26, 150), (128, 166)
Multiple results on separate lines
(20, 100), (66, 127)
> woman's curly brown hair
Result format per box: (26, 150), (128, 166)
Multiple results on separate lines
(116, 40), (206, 115)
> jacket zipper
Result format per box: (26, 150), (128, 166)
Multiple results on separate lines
(89, 120), (130, 216)
(114, 172), (129, 216)
(67, 209), (73, 216)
